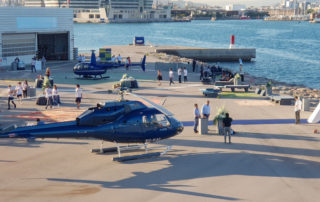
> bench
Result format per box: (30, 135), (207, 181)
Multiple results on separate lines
(219, 84), (250, 92)
(269, 95), (295, 105)
(214, 78), (234, 87)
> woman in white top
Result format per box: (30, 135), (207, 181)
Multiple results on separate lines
(15, 82), (23, 104)
(75, 84), (82, 109)
(169, 68), (174, 86)
(45, 86), (53, 109)
(52, 85), (61, 106)
(183, 67), (188, 82)
(7, 85), (16, 110)
(22, 80), (28, 98)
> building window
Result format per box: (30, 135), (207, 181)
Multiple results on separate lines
(89, 14), (94, 18)
(95, 14), (100, 18)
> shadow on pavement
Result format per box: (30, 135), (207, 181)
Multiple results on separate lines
(48, 151), (320, 200)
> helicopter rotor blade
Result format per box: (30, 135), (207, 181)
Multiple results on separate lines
(128, 92), (174, 117)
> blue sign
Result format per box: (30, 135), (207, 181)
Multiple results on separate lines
(134, 37), (144, 45)
(16, 17), (57, 29)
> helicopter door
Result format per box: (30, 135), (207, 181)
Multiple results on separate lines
(115, 115), (143, 142)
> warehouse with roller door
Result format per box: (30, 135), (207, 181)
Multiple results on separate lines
(0, 7), (74, 67)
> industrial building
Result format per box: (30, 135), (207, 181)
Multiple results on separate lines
(24, 0), (104, 9)
(0, 7), (74, 67)
(106, 0), (171, 22)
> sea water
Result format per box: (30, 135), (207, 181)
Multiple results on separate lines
(74, 20), (320, 89)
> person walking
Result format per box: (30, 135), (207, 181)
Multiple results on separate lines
(201, 100), (211, 119)
(294, 96), (302, 124)
(177, 67), (182, 83)
(194, 103), (201, 133)
(222, 113), (233, 144)
(15, 82), (23, 104)
(169, 68), (174, 86)
(192, 59), (196, 72)
(45, 86), (53, 110)
(157, 69), (162, 86)
(52, 85), (61, 106)
(75, 84), (83, 109)
(22, 80), (28, 98)
(7, 85), (16, 110)
(183, 67), (188, 82)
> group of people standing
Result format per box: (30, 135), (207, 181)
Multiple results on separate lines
(7, 80), (29, 110)
(111, 54), (123, 64)
(193, 100), (233, 144)
(31, 56), (46, 73)
(44, 84), (61, 109)
(156, 67), (188, 86)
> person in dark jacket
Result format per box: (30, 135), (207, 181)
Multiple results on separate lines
(222, 113), (233, 144)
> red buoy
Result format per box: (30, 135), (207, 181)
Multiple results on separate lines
(231, 35), (235, 45)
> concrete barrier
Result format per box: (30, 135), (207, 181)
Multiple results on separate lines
(156, 48), (256, 62)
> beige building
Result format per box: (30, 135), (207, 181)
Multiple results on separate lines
(0, 7), (74, 67)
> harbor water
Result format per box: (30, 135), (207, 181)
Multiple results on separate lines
(74, 20), (320, 89)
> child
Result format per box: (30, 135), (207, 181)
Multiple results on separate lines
(52, 85), (61, 106)
(15, 82), (23, 104)
(75, 84), (82, 109)
(7, 85), (16, 110)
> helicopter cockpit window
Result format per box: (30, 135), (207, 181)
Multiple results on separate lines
(74, 64), (81, 70)
(142, 114), (170, 127)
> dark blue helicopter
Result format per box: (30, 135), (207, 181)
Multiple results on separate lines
(0, 91), (183, 161)
(73, 51), (146, 79)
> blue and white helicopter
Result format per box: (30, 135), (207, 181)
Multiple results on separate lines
(73, 51), (146, 79)
(0, 90), (183, 161)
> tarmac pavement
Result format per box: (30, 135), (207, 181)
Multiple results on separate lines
(0, 62), (320, 202)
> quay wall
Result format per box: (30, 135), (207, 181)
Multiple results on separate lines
(155, 48), (256, 62)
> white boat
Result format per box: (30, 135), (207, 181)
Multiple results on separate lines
(310, 18), (320, 23)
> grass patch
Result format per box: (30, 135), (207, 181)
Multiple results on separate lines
(219, 92), (261, 98)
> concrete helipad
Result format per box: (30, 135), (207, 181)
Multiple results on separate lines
(0, 63), (320, 202)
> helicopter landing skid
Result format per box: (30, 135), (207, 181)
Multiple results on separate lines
(91, 142), (172, 162)
(76, 75), (110, 80)
(113, 144), (172, 162)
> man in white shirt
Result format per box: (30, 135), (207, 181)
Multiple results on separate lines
(111, 55), (116, 63)
(183, 67), (188, 82)
(169, 68), (174, 86)
(294, 96), (302, 124)
(75, 84), (83, 109)
(177, 67), (182, 83)
(201, 100), (211, 119)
